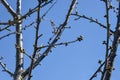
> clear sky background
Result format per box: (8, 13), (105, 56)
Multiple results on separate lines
(0, 0), (120, 80)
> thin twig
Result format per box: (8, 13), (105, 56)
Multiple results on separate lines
(21, 5), (39, 20)
(22, 0), (77, 78)
(0, 32), (16, 40)
(89, 62), (105, 80)
(0, 25), (12, 32)
(21, 0), (54, 21)
(0, 61), (14, 77)
(22, 22), (35, 30)
(41, 0), (54, 8)
(71, 13), (114, 34)
(0, 22), (9, 25)
(41, 0), (57, 19)
(37, 36), (83, 49)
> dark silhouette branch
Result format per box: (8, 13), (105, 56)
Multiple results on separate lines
(41, 0), (57, 19)
(22, 22), (35, 30)
(103, 2), (120, 80)
(71, 13), (114, 34)
(101, 0), (110, 80)
(0, 32), (16, 40)
(1, 0), (17, 17)
(37, 35), (83, 49)
(21, 0), (54, 20)
(0, 25), (12, 32)
(0, 22), (35, 39)
(27, 0), (41, 80)
(41, 0), (54, 8)
(1, 0), (119, 80)
(0, 22), (9, 25)
(0, 61), (14, 77)
(22, 0), (77, 78)
(21, 5), (39, 20)
(89, 61), (105, 80)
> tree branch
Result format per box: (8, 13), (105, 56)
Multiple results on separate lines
(41, 0), (57, 19)
(37, 35), (83, 49)
(71, 13), (114, 34)
(101, 0), (110, 80)
(21, 0), (55, 20)
(21, 5), (39, 20)
(14, 0), (24, 80)
(22, 0), (77, 78)
(27, 0), (41, 80)
(0, 61), (14, 77)
(89, 61), (105, 80)
(0, 22), (9, 25)
(0, 25), (12, 32)
(0, 32), (16, 40)
(103, 2), (120, 80)
(1, 0), (17, 17)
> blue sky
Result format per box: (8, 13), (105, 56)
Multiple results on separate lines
(0, 0), (120, 80)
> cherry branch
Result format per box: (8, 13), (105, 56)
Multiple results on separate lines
(71, 13), (114, 34)
(21, 0), (54, 20)
(41, 0), (54, 8)
(0, 32), (16, 40)
(22, 22), (35, 30)
(0, 25), (12, 32)
(89, 61), (105, 80)
(37, 35), (83, 50)
(41, 0), (57, 19)
(101, 0), (110, 79)
(0, 22), (9, 25)
(103, 1), (120, 80)
(0, 61), (14, 77)
(27, 0), (41, 79)
(22, 0), (77, 78)
(1, 0), (17, 17)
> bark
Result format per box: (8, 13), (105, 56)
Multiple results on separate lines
(14, 0), (24, 80)
(103, 2), (120, 80)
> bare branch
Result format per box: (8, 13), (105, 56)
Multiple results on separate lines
(35, 0), (77, 67)
(37, 35), (83, 49)
(41, 0), (54, 8)
(22, 22), (35, 30)
(22, 0), (77, 78)
(0, 25), (12, 32)
(1, 0), (17, 17)
(103, 2), (120, 80)
(0, 32), (16, 40)
(0, 61), (14, 77)
(41, 0), (57, 19)
(27, 0), (41, 79)
(0, 22), (9, 25)
(21, 5), (39, 20)
(101, 0), (110, 79)
(21, 0), (55, 20)
(89, 61), (105, 80)
(71, 13), (114, 34)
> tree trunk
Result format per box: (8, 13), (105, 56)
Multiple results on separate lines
(14, 0), (24, 80)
